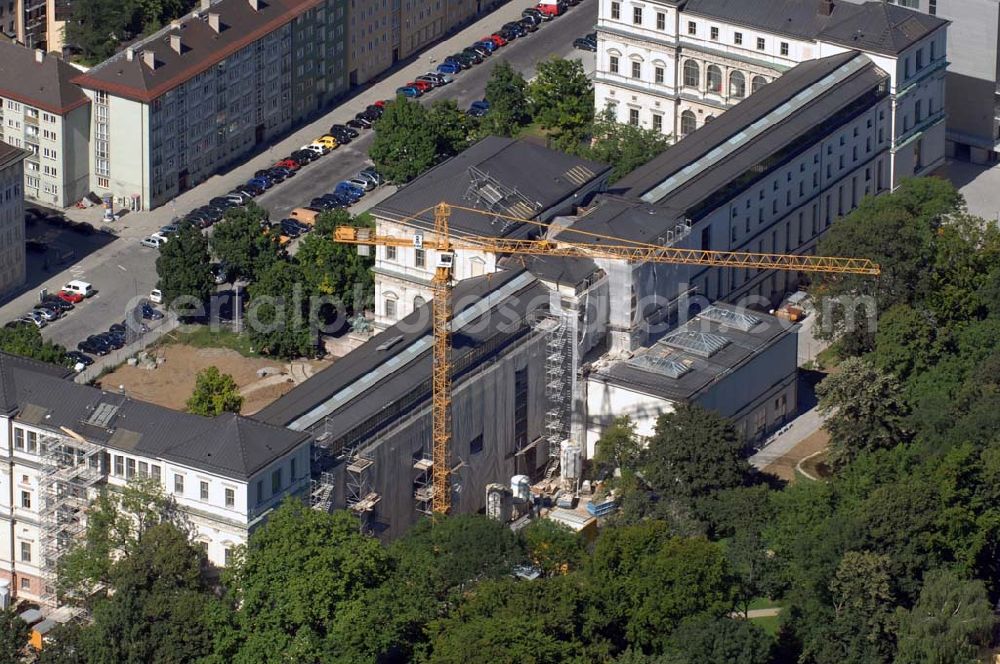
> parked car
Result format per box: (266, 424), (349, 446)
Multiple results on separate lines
(523, 6), (550, 21)
(501, 22), (527, 38)
(290, 149), (317, 164)
(62, 280), (94, 298)
(65, 351), (93, 368)
(33, 305), (61, 321)
(460, 48), (484, 64)
(78, 336), (108, 356)
(274, 158), (301, 171)
(309, 197), (338, 211)
(18, 312), (45, 328)
(141, 302), (163, 320)
(271, 166), (295, 180)
(333, 184), (363, 203)
(356, 170), (382, 188)
(574, 34), (597, 51)
(56, 289), (84, 304)
(468, 43), (492, 57)
(284, 218), (312, 234)
(330, 124), (359, 139)
(437, 61), (462, 75)
(445, 54), (472, 69)
(40, 294), (73, 311)
(469, 99), (490, 115)
(99, 331), (124, 350)
(421, 72), (452, 86)
(327, 127), (353, 144)
(301, 143), (326, 157)
(315, 135), (339, 151)
(224, 192), (248, 206)
(209, 196), (238, 210)
(347, 177), (376, 192)
(519, 15), (541, 31)
(474, 39), (497, 54)
(395, 85), (422, 99)
(149, 289), (163, 304)
(487, 33), (507, 46)
(140, 236), (167, 249)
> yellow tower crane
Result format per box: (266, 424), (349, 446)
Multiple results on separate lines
(334, 202), (880, 514)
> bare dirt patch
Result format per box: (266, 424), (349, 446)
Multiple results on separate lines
(96, 344), (330, 415)
(762, 429), (830, 483)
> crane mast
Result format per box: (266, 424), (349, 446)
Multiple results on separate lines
(335, 201), (880, 515)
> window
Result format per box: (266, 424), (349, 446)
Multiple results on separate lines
(611, 1), (619, 19)
(915, 99), (923, 123)
(385, 245), (396, 260)
(271, 469), (282, 494)
(681, 110), (697, 136)
(609, 55), (619, 74)
(628, 108), (639, 125)
(27, 431), (36, 453)
(632, 6), (642, 24)
(631, 61), (641, 79)
(916, 48), (923, 70)
(652, 113), (663, 133)
(656, 12), (665, 30)
(13, 428), (23, 451)
(734, 31), (742, 45)
(21, 491), (30, 509)
(384, 297), (396, 319)
(291, 458), (297, 480)
(200, 481), (209, 500)
(225, 488), (235, 507)
(414, 248), (425, 268)
(683, 60), (699, 87)
(20, 578), (29, 591)
(687, 20), (696, 35)
(151, 465), (161, 482)
(224, 547), (232, 566)
(729, 71), (746, 98)
(174, 473), (184, 494)
(654, 66), (664, 84)
(710, 26), (719, 40)
(256, 480), (263, 504)
(706, 65), (722, 93)
(780, 41), (789, 56)
(126, 458), (135, 479)
(470, 435), (483, 455)
(756, 37), (765, 50)
(414, 295), (426, 309)
(115, 455), (124, 476)
(752, 76), (767, 93)
(138, 461), (148, 478)
(20, 542), (30, 563)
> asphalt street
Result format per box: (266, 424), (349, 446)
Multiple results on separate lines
(256, 1), (598, 219)
(2, 0), (597, 352)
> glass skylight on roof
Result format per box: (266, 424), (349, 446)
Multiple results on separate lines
(698, 306), (760, 332)
(663, 330), (730, 358)
(627, 353), (692, 379)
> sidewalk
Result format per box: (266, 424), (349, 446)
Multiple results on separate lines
(63, 0), (551, 235)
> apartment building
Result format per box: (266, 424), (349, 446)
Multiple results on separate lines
(347, 0), (504, 85)
(571, 51), (892, 352)
(0, 352), (311, 606)
(0, 0), (70, 53)
(369, 136), (610, 329)
(595, 0), (948, 187)
(842, 0), (1000, 162)
(0, 42), (90, 207)
(72, 0), (348, 211)
(0, 143), (27, 297)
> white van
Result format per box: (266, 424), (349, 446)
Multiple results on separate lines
(62, 280), (94, 298)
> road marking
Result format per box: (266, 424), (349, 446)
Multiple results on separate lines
(118, 265), (127, 271)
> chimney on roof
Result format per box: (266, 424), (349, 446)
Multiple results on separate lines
(141, 49), (156, 69)
(169, 33), (182, 53)
(818, 0), (834, 16)
(126, 48), (134, 62)
(248, 0), (260, 10)
(34, 49), (44, 63)
(208, 12), (221, 33)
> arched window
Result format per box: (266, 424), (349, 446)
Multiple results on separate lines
(729, 71), (746, 99)
(704, 115), (715, 123)
(413, 295), (426, 309)
(681, 110), (697, 136)
(683, 60), (699, 88)
(706, 65), (723, 93)
(752, 75), (768, 93)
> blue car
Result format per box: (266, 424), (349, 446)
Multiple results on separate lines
(334, 183), (364, 202)
(396, 86), (422, 98)
(437, 61), (461, 75)
(247, 176), (272, 190)
(476, 39), (497, 53)
(470, 99), (490, 112)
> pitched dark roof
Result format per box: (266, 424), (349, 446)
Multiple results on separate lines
(0, 142), (30, 173)
(0, 352), (308, 479)
(371, 136), (610, 239)
(256, 268), (550, 445)
(681, 0), (946, 55)
(498, 254), (601, 290)
(72, 0), (323, 103)
(0, 42), (90, 115)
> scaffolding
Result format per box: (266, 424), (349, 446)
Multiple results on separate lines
(543, 311), (574, 474)
(412, 453), (434, 515)
(310, 472), (336, 513)
(38, 432), (104, 607)
(345, 448), (379, 533)
(464, 166), (541, 234)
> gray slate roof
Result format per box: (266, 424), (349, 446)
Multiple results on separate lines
(498, 254), (602, 290)
(0, 42), (90, 115)
(681, 0), (947, 55)
(371, 136), (610, 239)
(0, 142), (30, 174)
(0, 352), (308, 479)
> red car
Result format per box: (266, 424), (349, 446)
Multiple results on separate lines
(373, 99), (387, 108)
(57, 290), (84, 304)
(409, 80), (433, 92)
(485, 34), (507, 47)
(274, 158), (301, 171)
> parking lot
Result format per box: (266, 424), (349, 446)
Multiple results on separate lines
(0, 0), (597, 364)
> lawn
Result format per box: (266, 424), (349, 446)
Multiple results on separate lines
(751, 614), (781, 636)
(159, 325), (257, 358)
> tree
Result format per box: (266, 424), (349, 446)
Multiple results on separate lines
(218, 502), (389, 664)
(209, 202), (282, 283)
(667, 615), (775, 664)
(816, 356), (910, 469)
(529, 57), (594, 150)
(67, 0), (195, 64)
(593, 415), (642, 481)
(587, 107), (671, 183)
(245, 260), (314, 359)
(520, 518), (586, 575)
(895, 569), (995, 664)
(156, 220), (212, 310)
(871, 303), (939, 382)
(58, 477), (187, 599)
(0, 606), (28, 663)
(0, 323), (66, 366)
(370, 98), (438, 183)
(482, 61), (531, 137)
(186, 365), (243, 416)
(428, 99), (477, 158)
(296, 212), (374, 320)
(642, 404), (750, 503)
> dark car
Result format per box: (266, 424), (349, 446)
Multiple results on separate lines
(522, 7), (547, 21)
(365, 104), (384, 118)
(271, 166), (295, 180)
(502, 21), (527, 37)
(285, 218), (311, 234)
(279, 219), (303, 238)
(40, 294), (74, 311)
(330, 123), (359, 139)
(66, 350), (93, 367)
(141, 302), (163, 320)
(100, 331), (125, 350)
(346, 118), (368, 130)
(242, 182), (265, 196)
(574, 36), (597, 51)
(519, 14), (541, 30)
(290, 149), (317, 164)
(460, 48), (484, 64)
(209, 197), (237, 210)
(446, 54), (472, 69)
(467, 43), (491, 57)
(309, 197), (339, 211)
(78, 335), (110, 356)
(319, 193), (351, 208)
